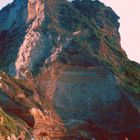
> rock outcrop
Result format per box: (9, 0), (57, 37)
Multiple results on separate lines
(15, 0), (47, 78)
(0, 0), (140, 139)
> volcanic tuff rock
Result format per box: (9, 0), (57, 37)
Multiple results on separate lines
(0, 0), (140, 139)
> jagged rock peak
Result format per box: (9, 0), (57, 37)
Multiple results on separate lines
(0, 0), (62, 31)
(15, 0), (68, 78)
(27, 0), (66, 21)
(27, 0), (45, 22)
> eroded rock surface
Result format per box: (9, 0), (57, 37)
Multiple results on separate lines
(0, 0), (140, 140)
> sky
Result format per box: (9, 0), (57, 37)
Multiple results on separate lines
(0, 0), (13, 8)
(0, 0), (140, 63)
(100, 0), (140, 63)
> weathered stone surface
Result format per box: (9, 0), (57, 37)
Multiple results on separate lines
(0, 0), (140, 140)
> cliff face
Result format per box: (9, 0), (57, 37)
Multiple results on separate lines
(0, 0), (140, 139)
(0, 0), (27, 32)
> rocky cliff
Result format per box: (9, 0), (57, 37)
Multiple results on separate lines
(0, 0), (140, 139)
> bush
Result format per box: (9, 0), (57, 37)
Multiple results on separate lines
(122, 61), (140, 94)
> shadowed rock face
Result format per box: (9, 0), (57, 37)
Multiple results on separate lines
(34, 64), (140, 139)
(53, 66), (122, 124)
(0, 0), (140, 139)
(0, 0), (28, 32)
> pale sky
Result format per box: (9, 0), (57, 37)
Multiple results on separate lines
(0, 0), (13, 8)
(100, 0), (140, 63)
(0, 0), (140, 63)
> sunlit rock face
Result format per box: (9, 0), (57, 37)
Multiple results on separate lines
(15, 0), (48, 78)
(0, 0), (140, 139)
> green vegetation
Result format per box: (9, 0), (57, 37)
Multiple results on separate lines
(59, 3), (83, 31)
(72, 31), (99, 50)
(0, 106), (31, 139)
(59, 0), (119, 31)
(0, 108), (19, 137)
(104, 34), (126, 60)
(58, 0), (121, 57)
(59, 1), (140, 96)
(40, 0), (120, 55)
(0, 108), (25, 138)
(122, 61), (140, 94)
